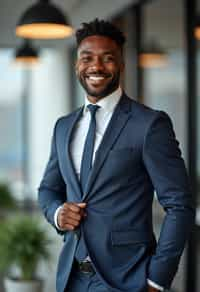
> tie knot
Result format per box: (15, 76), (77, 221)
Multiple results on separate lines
(87, 104), (100, 117)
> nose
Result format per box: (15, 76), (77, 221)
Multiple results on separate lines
(90, 56), (104, 70)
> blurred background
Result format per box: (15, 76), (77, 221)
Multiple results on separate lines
(0, 0), (199, 291)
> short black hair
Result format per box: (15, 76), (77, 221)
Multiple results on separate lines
(75, 18), (126, 50)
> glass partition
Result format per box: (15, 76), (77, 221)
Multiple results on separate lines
(0, 49), (24, 198)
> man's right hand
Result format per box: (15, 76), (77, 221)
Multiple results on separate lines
(57, 202), (87, 231)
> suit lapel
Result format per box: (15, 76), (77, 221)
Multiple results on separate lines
(63, 107), (83, 200)
(82, 94), (132, 200)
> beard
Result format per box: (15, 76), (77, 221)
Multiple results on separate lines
(78, 70), (121, 98)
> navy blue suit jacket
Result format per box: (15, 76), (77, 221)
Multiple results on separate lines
(38, 93), (194, 292)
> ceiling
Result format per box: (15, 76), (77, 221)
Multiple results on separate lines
(0, 0), (137, 49)
(0, 0), (196, 50)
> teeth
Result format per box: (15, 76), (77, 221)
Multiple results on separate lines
(88, 76), (105, 81)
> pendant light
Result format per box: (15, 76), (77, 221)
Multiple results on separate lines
(139, 41), (168, 68)
(15, 40), (39, 64)
(194, 17), (200, 40)
(16, 0), (74, 39)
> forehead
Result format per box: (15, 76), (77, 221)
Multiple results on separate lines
(77, 35), (120, 54)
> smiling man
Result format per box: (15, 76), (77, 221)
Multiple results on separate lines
(38, 19), (194, 292)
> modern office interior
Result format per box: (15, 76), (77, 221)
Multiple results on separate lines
(0, 0), (199, 291)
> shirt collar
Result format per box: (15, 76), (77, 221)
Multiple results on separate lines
(84, 87), (122, 115)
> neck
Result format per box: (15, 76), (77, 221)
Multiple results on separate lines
(86, 86), (120, 104)
(87, 96), (101, 104)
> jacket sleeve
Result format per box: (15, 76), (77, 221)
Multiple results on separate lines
(143, 111), (195, 289)
(38, 119), (66, 235)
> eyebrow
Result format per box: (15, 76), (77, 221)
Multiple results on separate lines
(78, 50), (91, 56)
(79, 50), (116, 56)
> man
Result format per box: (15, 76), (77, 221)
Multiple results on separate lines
(38, 19), (194, 292)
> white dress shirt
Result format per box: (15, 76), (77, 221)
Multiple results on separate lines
(54, 87), (163, 291)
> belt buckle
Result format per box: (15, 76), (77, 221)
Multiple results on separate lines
(79, 261), (94, 274)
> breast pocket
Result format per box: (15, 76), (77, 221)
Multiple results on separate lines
(107, 147), (141, 177)
(109, 147), (134, 156)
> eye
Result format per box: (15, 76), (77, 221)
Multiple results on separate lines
(103, 55), (115, 62)
(81, 56), (92, 63)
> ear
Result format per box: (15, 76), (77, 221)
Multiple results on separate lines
(75, 60), (78, 75)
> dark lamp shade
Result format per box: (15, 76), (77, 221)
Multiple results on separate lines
(139, 44), (168, 68)
(16, 1), (74, 39)
(194, 16), (200, 40)
(15, 41), (39, 64)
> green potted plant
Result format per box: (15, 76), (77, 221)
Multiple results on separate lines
(0, 183), (16, 215)
(0, 215), (52, 292)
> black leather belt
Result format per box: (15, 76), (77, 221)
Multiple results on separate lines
(74, 260), (95, 274)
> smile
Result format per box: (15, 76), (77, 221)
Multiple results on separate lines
(88, 76), (105, 81)
(85, 75), (109, 86)
(85, 73), (112, 83)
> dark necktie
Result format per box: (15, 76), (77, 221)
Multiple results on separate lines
(80, 104), (100, 193)
(75, 104), (100, 261)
